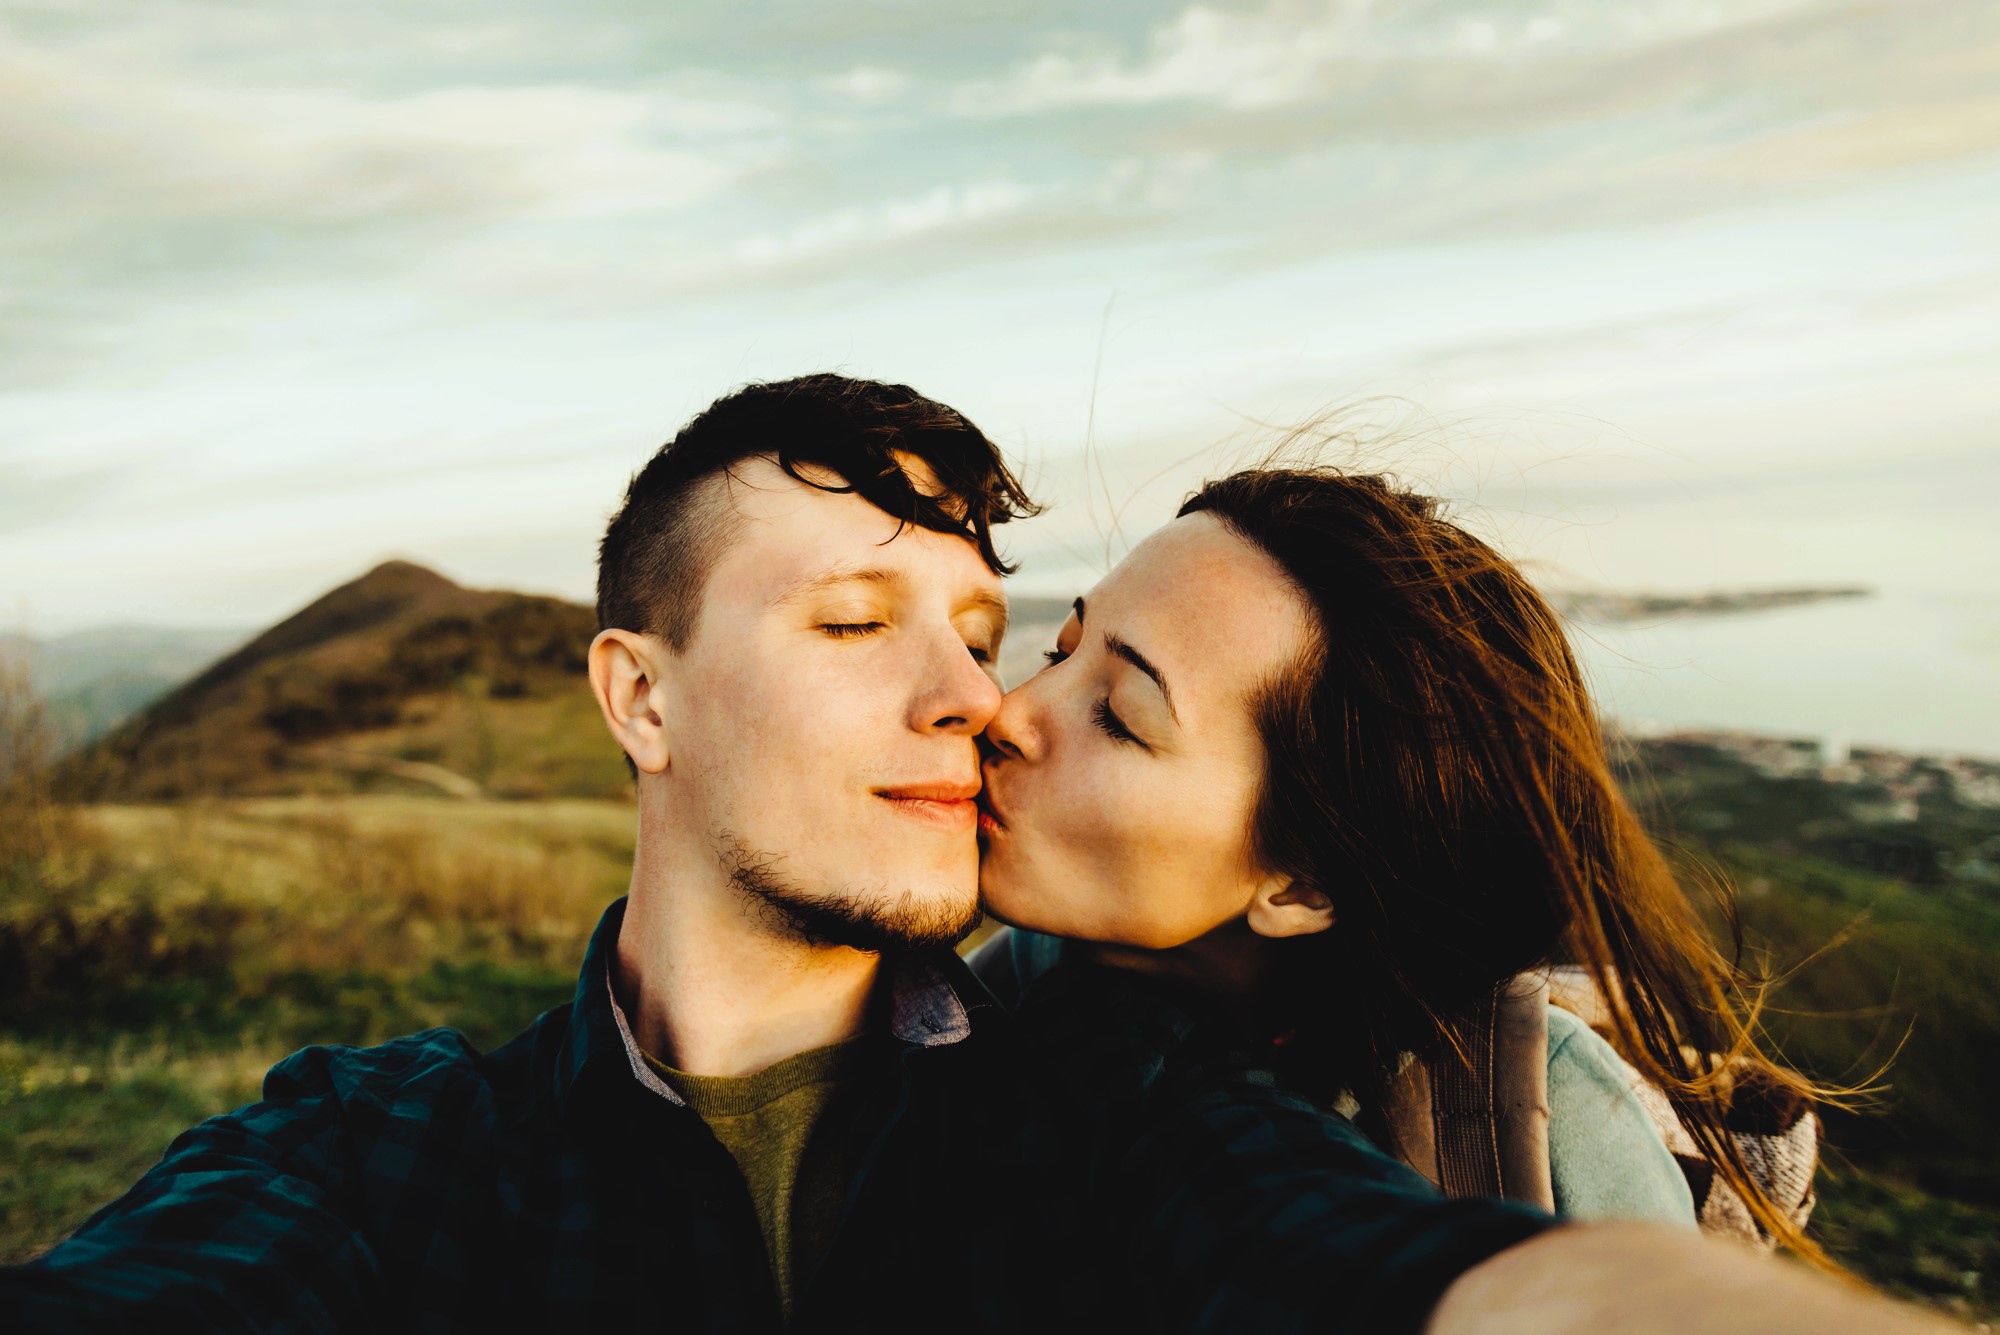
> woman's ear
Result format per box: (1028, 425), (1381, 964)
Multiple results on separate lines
(1245, 874), (1336, 939)
(588, 629), (672, 775)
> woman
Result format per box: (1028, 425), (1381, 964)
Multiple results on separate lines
(974, 464), (1827, 1254)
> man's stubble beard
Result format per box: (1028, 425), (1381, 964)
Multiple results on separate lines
(719, 834), (981, 953)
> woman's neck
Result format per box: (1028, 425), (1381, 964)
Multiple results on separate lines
(1081, 919), (1279, 1031)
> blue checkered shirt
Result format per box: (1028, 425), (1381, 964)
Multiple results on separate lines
(2, 897), (998, 1333)
(5, 903), (1555, 1333)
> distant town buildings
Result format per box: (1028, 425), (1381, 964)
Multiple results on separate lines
(1627, 726), (2000, 818)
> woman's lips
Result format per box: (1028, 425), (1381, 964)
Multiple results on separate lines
(876, 783), (980, 831)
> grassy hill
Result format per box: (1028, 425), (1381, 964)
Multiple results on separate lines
(1606, 735), (2000, 1318)
(57, 561), (629, 802)
(1616, 737), (2000, 1197)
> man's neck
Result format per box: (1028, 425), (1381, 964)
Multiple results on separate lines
(614, 807), (882, 1079)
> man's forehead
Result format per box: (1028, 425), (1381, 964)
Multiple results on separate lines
(707, 459), (1001, 607)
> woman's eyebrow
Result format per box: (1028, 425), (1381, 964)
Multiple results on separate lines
(1103, 632), (1177, 724)
(1075, 597), (1176, 722)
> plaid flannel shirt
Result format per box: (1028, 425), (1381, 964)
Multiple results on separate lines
(947, 962), (1559, 1335)
(1, 897), (1000, 1334)
(5, 902), (1555, 1334)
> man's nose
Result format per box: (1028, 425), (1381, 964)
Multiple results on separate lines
(917, 639), (1004, 736)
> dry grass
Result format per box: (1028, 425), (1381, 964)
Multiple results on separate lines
(2, 798), (635, 1016)
(5, 649), (635, 1035)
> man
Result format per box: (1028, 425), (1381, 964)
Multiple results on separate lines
(3, 374), (1962, 1335)
(4, 374), (1037, 1330)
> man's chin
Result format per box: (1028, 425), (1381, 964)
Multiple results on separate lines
(720, 835), (980, 950)
(784, 891), (982, 954)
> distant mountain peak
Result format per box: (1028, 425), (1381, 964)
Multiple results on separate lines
(348, 559), (461, 592)
(60, 561), (619, 802)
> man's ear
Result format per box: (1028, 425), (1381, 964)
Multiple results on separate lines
(588, 629), (672, 776)
(1245, 873), (1335, 940)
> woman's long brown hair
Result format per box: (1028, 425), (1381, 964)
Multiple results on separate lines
(1181, 463), (1847, 1267)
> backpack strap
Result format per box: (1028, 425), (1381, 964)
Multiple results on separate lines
(1376, 974), (1555, 1211)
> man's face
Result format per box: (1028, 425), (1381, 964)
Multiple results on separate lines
(660, 455), (1006, 950)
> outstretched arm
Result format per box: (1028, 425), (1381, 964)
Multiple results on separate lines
(1430, 1223), (1964, 1335)
(2, 1061), (385, 1332)
(1113, 1079), (1556, 1333)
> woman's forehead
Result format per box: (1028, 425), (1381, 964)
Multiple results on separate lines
(1093, 514), (1311, 705)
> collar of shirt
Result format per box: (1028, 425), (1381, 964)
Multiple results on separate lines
(553, 897), (982, 1120)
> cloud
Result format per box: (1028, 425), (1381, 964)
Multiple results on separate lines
(1707, 94), (2000, 184)
(441, 149), (1235, 310)
(955, 4), (1372, 114)
(954, 0), (1845, 116)
(0, 15), (797, 384)
(936, 0), (2000, 218)
(0, 28), (779, 230)
(967, 0), (1999, 277)
(2, 0), (1993, 410)
(732, 178), (1044, 265)
(822, 65), (914, 102)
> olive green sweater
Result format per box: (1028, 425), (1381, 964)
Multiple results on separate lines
(645, 1039), (865, 1321)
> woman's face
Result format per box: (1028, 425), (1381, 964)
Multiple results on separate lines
(978, 512), (1314, 948)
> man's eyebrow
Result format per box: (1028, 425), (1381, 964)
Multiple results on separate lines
(772, 564), (905, 606)
(773, 565), (1008, 634)
(964, 588), (1009, 638)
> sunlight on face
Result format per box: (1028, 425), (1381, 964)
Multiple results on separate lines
(977, 512), (1312, 948)
(662, 455), (1007, 944)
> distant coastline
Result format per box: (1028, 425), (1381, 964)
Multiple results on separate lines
(1549, 585), (1873, 625)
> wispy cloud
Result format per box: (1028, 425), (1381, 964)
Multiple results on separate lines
(952, 0), (1848, 115)
(732, 178), (1043, 266)
(0, 26), (782, 237)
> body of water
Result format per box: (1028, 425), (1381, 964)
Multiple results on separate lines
(1569, 591), (2000, 760)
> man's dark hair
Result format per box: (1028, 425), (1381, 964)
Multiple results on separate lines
(597, 373), (1040, 648)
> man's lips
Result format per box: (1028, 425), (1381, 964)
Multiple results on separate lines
(875, 781), (980, 831)
(974, 785), (1008, 834)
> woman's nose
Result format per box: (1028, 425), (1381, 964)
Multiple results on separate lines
(982, 682), (1038, 762)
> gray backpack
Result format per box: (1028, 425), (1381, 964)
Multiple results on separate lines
(1332, 968), (1818, 1248)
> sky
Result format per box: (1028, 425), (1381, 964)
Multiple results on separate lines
(3, 0), (1997, 639)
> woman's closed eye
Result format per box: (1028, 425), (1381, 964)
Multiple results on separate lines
(1091, 698), (1142, 746)
(820, 622), (885, 639)
(1042, 644), (1143, 746)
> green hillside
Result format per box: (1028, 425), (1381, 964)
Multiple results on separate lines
(58, 562), (629, 802)
(1617, 736), (2000, 1201)
(1611, 735), (2000, 1319)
